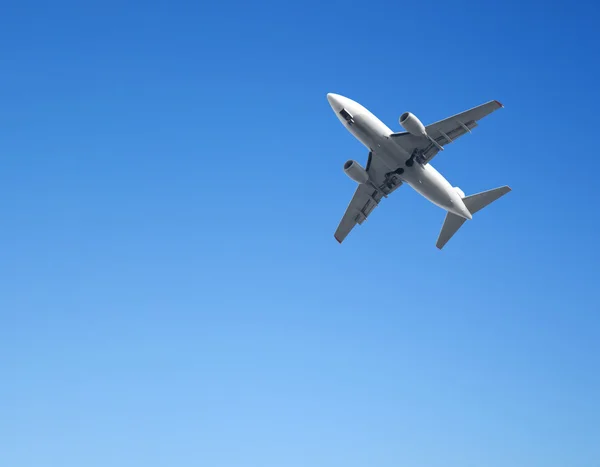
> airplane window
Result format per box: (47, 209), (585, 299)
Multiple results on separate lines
(339, 108), (354, 123)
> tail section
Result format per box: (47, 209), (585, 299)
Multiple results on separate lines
(436, 185), (511, 249)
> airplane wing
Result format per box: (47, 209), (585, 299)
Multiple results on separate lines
(334, 151), (403, 243)
(390, 100), (504, 164)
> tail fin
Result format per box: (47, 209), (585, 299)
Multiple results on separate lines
(436, 185), (511, 250)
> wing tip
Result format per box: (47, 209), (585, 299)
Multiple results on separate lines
(334, 234), (342, 244)
(494, 99), (504, 108)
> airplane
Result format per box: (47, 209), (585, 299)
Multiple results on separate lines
(327, 93), (511, 249)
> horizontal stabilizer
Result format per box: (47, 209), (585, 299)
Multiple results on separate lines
(436, 212), (467, 249)
(463, 186), (511, 215)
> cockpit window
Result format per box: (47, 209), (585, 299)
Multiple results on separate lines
(339, 108), (354, 124)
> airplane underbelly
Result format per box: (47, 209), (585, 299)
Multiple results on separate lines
(403, 165), (453, 209)
(352, 114), (394, 150)
(411, 181), (450, 209)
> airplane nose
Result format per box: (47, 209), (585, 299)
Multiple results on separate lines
(327, 93), (342, 111)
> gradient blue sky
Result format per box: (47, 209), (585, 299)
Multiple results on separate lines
(1, 1), (599, 466)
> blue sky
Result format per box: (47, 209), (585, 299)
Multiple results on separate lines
(1, 1), (599, 466)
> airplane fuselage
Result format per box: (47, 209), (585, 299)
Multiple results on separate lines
(327, 93), (472, 220)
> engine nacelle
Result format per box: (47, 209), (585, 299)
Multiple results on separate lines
(343, 160), (369, 184)
(399, 112), (427, 137)
(454, 187), (465, 198)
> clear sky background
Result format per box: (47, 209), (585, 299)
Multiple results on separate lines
(1, 1), (599, 466)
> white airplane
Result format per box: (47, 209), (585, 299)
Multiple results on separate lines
(327, 93), (511, 249)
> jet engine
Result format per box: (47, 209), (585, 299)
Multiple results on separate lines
(343, 160), (369, 184)
(454, 187), (465, 198)
(399, 112), (427, 137)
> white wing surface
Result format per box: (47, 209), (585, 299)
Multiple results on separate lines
(334, 151), (403, 243)
(391, 100), (504, 164)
